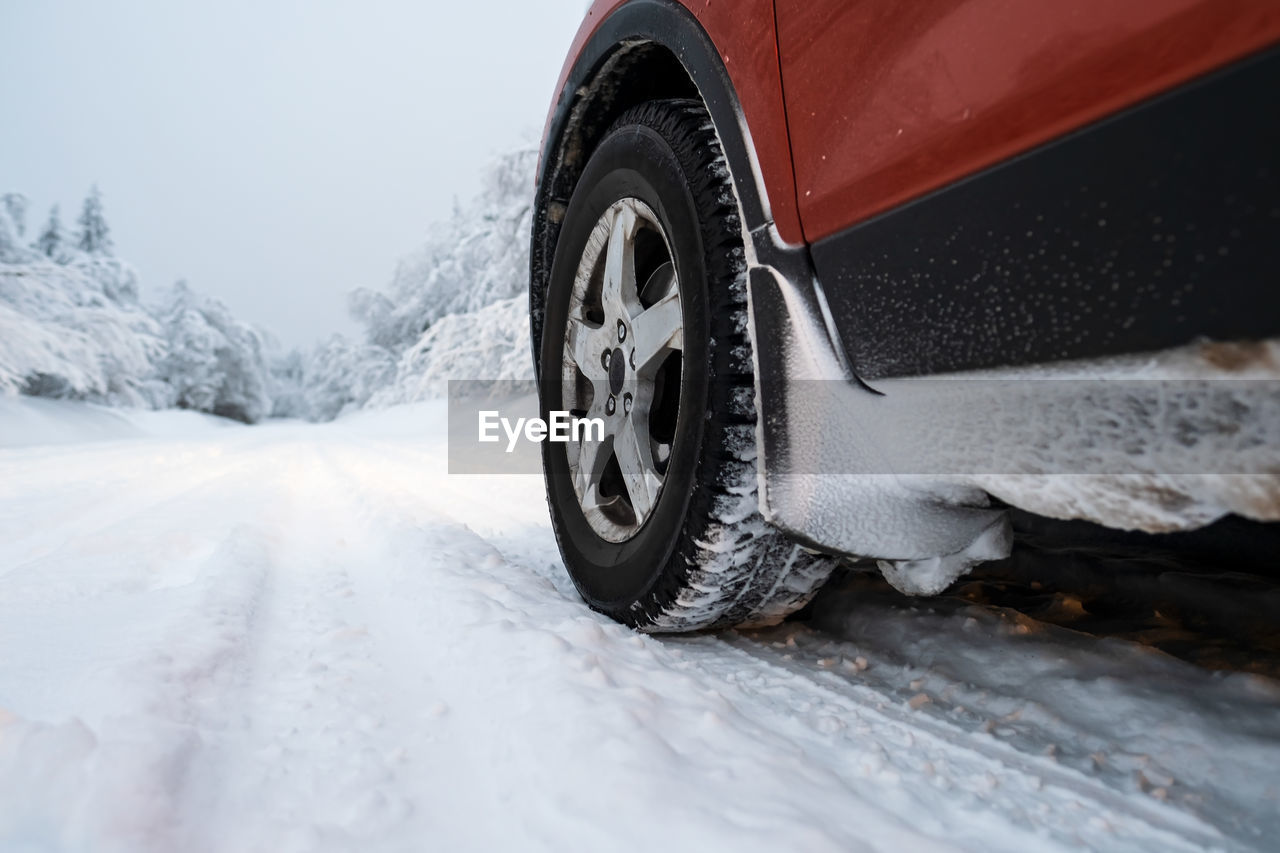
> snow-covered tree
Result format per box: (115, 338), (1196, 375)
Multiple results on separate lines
(347, 288), (398, 350)
(35, 205), (69, 261)
(329, 147), (537, 414)
(2, 193), (28, 238)
(367, 295), (532, 408)
(0, 248), (165, 405)
(0, 196), (34, 264)
(2, 190), (279, 418)
(301, 336), (396, 421)
(5, 144), (543, 421)
(0, 208), (20, 263)
(76, 186), (113, 255)
(349, 148), (536, 356)
(156, 281), (273, 423)
(268, 348), (311, 419)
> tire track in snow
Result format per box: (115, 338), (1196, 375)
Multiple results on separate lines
(788, 582), (1280, 848)
(0, 518), (274, 852)
(180, 443), (458, 851)
(705, 633), (1225, 851)
(0, 445), (264, 583)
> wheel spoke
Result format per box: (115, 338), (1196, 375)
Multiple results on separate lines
(566, 317), (607, 381)
(614, 413), (662, 521)
(602, 205), (638, 313)
(574, 426), (612, 511)
(630, 287), (682, 374)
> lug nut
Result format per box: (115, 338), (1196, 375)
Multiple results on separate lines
(623, 393), (633, 414)
(605, 396), (616, 415)
(617, 320), (627, 342)
(602, 350), (611, 370)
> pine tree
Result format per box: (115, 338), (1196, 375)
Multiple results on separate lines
(35, 204), (66, 259)
(76, 185), (113, 254)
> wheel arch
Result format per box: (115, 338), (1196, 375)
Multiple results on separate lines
(529, 0), (777, 371)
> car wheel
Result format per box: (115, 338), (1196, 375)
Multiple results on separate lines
(538, 98), (837, 631)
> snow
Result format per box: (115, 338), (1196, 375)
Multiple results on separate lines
(2, 187), (282, 423)
(255, 148), (537, 422)
(368, 295), (533, 409)
(152, 282), (274, 424)
(294, 335), (398, 422)
(2, 398), (1277, 852)
(0, 256), (277, 422)
(2, 149), (538, 426)
(959, 339), (1280, 533)
(0, 396), (237, 448)
(347, 149), (535, 356)
(3, 152), (534, 426)
(0, 258), (166, 406)
(876, 512), (1012, 596)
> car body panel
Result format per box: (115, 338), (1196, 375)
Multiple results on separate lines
(776, 0), (1280, 243)
(813, 47), (1280, 379)
(534, 0), (1280, 571)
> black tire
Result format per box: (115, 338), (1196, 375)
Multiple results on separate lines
(538, 98), (836, 632)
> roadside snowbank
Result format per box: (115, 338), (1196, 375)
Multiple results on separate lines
(0, 396), (239, 448)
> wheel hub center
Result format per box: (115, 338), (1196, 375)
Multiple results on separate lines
(608, 346), (627, 396)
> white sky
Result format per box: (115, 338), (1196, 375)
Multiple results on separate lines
(0, 0), (589, 346)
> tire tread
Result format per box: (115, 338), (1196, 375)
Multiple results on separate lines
(601, 99), (837, 632)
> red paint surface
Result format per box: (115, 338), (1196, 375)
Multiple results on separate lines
(548, 0), (1280, 248)
(693, 1), (802, 244)
(775, 0), (1280, 242)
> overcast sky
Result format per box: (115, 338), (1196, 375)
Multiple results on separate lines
(0, 0), (588, 346)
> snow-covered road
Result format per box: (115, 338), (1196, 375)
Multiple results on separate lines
(1, 401), (1277, 852)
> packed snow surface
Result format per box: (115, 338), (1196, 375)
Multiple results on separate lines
(2, 399), (1278, 852)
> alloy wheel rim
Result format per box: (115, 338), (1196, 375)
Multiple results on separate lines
(561, 198), (685, 543)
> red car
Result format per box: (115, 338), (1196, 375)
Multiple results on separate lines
(529, 0), (1280, 631)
